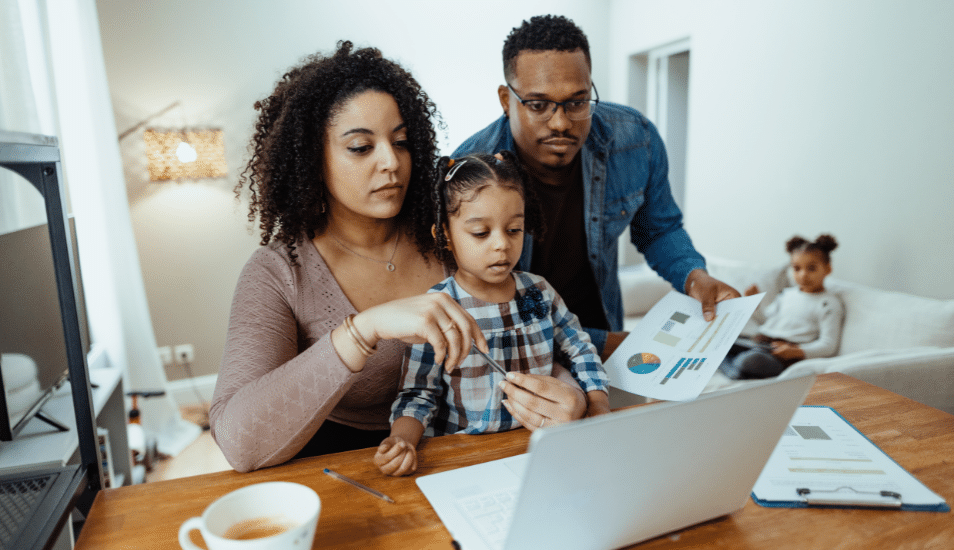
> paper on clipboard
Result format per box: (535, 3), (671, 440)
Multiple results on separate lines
(604, 290), (765, 401)
(752, 406), (948, 511)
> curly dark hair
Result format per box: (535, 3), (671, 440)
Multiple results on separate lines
(502, 15), (591, 80)
(786, 234), (839, 264)
(237, 40), (441, 262)
(427, 151), (545, 269)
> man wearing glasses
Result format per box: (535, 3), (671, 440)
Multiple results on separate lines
(453, 14), (738, 361)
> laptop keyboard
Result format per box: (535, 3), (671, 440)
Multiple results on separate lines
(455, 487), (519, 549)
(0, 472), (56, 547)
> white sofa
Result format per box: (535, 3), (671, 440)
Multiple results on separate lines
(617, 259), (954, 416)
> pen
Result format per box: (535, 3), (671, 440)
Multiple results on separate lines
(472, 344), (508, 376)
(323, 468), (395, 503)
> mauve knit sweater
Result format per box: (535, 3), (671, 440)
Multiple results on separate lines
(210, 239), (407, 472)
(210, 238), (580, 472)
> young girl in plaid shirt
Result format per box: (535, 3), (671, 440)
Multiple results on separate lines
(374, 152), (609, 476)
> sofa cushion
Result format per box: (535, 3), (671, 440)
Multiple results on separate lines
(832, 282), (954, 353)
(619, 264), (673, 317)
(779, 347), (954, 415)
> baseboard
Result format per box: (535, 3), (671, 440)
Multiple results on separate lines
(167, 374), (217, 408)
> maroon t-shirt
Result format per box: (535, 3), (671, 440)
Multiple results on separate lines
(528, 157), (610, 332)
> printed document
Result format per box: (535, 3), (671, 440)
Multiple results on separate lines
(604, 290), (764, 400)
(752, 406), (947, 508)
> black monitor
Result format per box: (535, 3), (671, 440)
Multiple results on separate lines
(0, 216), (90, 440)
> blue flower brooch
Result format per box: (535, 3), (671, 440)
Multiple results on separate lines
(516, 285), (548, 323)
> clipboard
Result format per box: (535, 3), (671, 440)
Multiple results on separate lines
(751, 406), (949, 512)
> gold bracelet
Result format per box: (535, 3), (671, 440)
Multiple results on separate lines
(343, 314), (376, 357)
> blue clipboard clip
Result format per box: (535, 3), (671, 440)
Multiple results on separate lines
(796, 486), (903, 508)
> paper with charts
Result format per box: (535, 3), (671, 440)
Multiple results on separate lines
(605, 290), (765, 401)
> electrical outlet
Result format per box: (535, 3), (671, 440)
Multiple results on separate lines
(173, 344), (195, 365)
(157, 346), (173, 368)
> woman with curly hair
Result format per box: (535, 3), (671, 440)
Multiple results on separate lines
(210, 42), (587, 472)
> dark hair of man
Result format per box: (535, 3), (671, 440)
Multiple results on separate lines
(502, 15), (592, 81)
(237, 40), (441, 264)
(430, 151), (546, 268)
(786, 234), (839, 264)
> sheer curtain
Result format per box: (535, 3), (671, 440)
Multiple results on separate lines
(0, 0), (50, 231)
(1, 0), (199, 457)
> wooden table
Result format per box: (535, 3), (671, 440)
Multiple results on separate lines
(74, 374), (953, 549)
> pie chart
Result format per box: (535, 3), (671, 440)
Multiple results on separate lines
(627, 352), (662, 374)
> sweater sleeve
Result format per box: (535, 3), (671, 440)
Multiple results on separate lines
(799, 294), (846, 359)
(209, 247), (358, 472)
(545, 280), (609, 393)
(632, 120), (706, 292)
(752, 292), (782, 326)
(390, 344), (442, 427)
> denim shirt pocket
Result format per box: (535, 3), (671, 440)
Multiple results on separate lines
(602, 187), (645, 245)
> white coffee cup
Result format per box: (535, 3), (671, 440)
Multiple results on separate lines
(178, 481), (320, 550)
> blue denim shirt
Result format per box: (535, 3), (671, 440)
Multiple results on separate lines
(452, 101), (706, 352)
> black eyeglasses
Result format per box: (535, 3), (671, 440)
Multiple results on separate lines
(507, 82), (599, 121)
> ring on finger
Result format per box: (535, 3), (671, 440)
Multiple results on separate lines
(538, 416), (546, 429)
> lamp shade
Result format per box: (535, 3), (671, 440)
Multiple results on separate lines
(144, 129), (227, 181)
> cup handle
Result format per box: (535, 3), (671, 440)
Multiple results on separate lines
(178, 517), (205, 550)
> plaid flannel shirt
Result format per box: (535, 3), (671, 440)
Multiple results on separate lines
(391, 271), (608, 437)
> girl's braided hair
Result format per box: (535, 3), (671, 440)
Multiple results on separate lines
(786, 234), (838, 264)
(428, 151), (545, 268)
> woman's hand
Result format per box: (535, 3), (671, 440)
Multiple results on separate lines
(499, 372), (586, 432)
(373, 436), (417, 477)
(351, 293), (488, 371)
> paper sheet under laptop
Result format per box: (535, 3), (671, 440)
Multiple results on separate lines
(605, 290), (764, 400)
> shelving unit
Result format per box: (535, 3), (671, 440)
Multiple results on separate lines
(0, 348), (132, 486)
(0, 132), (107, 550)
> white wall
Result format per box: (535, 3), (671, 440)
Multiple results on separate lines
(609, 0), (954, 300)
(96, 0), (610, 379)
(98, 0), (954, 383)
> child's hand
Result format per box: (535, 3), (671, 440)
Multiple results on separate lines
(771, 342), (805, 361)
(744, 284), (760, 296)
(373, 436), (418, 477)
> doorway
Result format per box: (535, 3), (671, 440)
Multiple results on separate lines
(619, 39), (691, 267)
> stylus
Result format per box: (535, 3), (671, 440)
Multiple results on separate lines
(471, 344), (508, 376)
(323, 468), (394, 503)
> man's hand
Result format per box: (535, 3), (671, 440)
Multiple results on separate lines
(684, 269), (741, 322)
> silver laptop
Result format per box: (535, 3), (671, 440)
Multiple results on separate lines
(416, 374), (815, 550)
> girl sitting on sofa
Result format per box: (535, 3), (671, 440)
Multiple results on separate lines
(720, 234), (845, 379)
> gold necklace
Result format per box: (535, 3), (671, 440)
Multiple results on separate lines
(330, 231), (400, 272)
